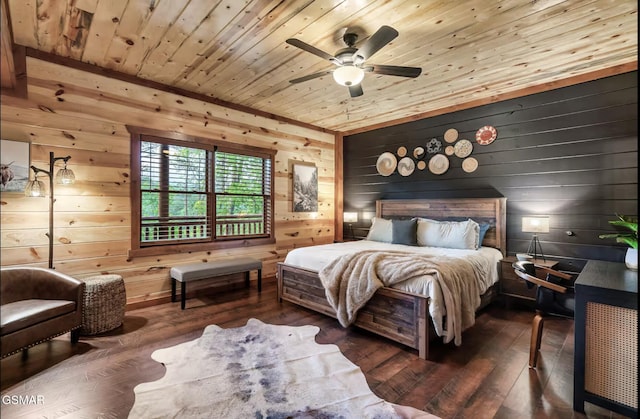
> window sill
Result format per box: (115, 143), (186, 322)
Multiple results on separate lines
(128, 237), (275, 259)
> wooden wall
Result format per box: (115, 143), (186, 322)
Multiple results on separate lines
(0, 57), (336, 306)
(343, 71), (638, 272)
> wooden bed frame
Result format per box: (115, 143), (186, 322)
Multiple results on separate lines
(277, 197), (507, 359)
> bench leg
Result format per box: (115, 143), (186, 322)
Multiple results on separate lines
(171, 278), (177, 303)
(245, 271), (250, 288)
(181, 281), (186, 310)
(258, 269), (262, 293)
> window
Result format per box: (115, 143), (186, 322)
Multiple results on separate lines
(128, 126), (275, 256)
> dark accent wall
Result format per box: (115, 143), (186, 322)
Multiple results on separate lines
(343, 71), (638, 272)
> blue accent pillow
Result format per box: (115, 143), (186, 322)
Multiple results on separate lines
(477, 223), (491, 247)
(392, 219), (418, 246)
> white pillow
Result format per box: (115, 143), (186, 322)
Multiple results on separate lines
(416, 218), (480, 249)
(366, 217), (393, 243)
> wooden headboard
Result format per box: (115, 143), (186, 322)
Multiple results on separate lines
(376, 198), (507, 257)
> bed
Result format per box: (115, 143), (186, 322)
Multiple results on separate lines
(277, 198), (507, 360)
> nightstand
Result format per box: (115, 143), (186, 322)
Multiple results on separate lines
(500, 256), (559, 302)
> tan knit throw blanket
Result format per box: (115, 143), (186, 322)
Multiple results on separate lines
(319, 250), (482, 345)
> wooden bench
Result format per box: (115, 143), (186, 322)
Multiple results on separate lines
(170, 258), (262, 309)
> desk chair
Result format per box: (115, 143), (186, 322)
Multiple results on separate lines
(512, 260), (576, 368)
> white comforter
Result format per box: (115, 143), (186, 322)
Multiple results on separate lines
(283, 240), (503, 344)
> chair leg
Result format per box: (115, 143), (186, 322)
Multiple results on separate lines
(71, 329), (80, 344)
(530, 312), (545, 368)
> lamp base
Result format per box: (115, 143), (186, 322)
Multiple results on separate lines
(527, 234), (546, 262)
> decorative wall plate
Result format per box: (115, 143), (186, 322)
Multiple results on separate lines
(427, 138), (442, 154)
(376, 152), (397, 176)
(397, 157), (415, 177)
(445, 145), (454, 156)
(475, 126), (497, 145)
(454, 139), (473, 158)
(397, 146), (407, 157)
(417, 160), (426, 170)
(413, 146), (425, 159)
(462, 157), (479, 173)
(428, 154), (449, 175)
(444, 128), (458, 143)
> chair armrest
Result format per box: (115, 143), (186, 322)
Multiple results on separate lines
(533, 265), (573, 281)
(514, 269), (569, 293)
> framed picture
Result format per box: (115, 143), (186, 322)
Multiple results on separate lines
(1, 139), (30, 193)
(292, 163), (318, 212)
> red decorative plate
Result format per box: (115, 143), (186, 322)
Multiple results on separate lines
(475, 126), (497, 145)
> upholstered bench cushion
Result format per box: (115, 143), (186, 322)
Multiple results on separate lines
(171, 258), (263, 282)
(1, 299), (76, 336)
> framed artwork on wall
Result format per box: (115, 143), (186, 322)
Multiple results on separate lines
(292, 163), (318, 212)
(1, 139), (30, 193)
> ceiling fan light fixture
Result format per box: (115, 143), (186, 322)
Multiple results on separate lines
(333, 65), (364, 86)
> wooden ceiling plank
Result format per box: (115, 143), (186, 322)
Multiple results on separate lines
(102, 0), (155, 71)
(148, 0), (258, 85)
(6, 0), (36, 47)
(177, 0), (312, 91)
(118, 0), (191, 74)
(137, 0), (224, 79)
(81, 0), (129, 65)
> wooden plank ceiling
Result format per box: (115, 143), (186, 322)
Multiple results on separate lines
(2, 0), (638, 133)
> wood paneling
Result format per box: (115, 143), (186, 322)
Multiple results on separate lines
(343, 71), (638, 269)
(0, 57), (335, 305)
(2, 0), (637, 132)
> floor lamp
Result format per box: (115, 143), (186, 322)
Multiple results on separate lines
(522, 216), (550, 262)
(24, 152), (75, 269)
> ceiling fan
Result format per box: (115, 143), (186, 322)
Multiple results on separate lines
(286, 26), (422, 98)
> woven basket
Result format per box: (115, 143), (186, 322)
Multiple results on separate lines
(80, 274), (126, 335)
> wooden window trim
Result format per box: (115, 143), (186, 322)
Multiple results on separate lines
(127, 125), (276, 259)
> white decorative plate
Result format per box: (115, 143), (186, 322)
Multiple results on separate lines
(397, 146), (407, 157)
(475, 126), (497, 145)
(444, 128), (458, 143)
(397, 157), (415, 177)
(376, 152), (397, 176)
(454, 139), (473, 158)
(413, 146), (425, 159)
(426, 138), (442, 154)
(428, 154), (449, 175)
(462, 157), (479, 173)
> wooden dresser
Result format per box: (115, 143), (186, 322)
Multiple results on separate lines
(573, 260), (638, 418)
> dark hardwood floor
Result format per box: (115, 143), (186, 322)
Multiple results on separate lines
(0, 278), (627, 419)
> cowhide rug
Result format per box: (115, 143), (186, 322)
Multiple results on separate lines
(129, 318), (438, 419)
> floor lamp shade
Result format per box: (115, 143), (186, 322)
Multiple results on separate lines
(522, 216), (549, 261)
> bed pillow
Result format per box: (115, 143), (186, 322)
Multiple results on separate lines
(477, 222), (491, 247)
(416, 218), (480, 249)
(392, 219), (418, 246)
(366, 217), (393, 243)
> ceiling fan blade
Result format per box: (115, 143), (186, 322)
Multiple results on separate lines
(368, 64), (422, 78)
(348, 84), (363, 98)
(289, 70), (333, 84)
(286, 38), (338, 63)
(353, 25), (398, 63)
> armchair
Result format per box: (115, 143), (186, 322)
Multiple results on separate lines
(512, 260), (576, 368)
(1, 267), (85, 359)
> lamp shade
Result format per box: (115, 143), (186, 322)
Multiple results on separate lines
(522, 216), (549, 233)
(56, 167), (75, 184)
(333, 66), (364, 86)
(344, 212), (358, 223)
(24, 178), (46, 197)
